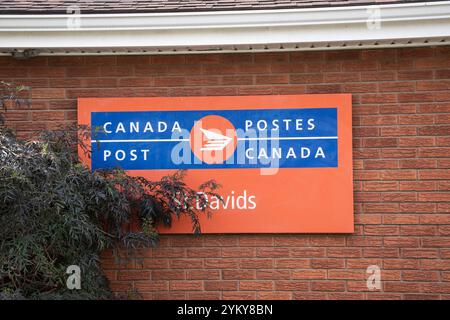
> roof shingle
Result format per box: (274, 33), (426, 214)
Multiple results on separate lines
(0, 0), (435, 14)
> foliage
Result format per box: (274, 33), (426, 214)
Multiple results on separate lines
(0, 124), (220, 299)
(0, 81), (30, 116)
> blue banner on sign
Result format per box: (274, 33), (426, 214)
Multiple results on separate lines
(90, 108), (338, 170)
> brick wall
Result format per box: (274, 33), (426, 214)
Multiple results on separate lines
(1, 46), (449, 300)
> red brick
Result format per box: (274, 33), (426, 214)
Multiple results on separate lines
(419, 125), (450, 136)
(31, 88), (65, 99)
(422, 237), (450, 248)
(290, 73), (323, 83)
(170, 281), (203, 291)
(346, 281), (375, 292)
(355, 214), (382, 224)
(381, 149), (417, 159)
(275, 281), (309, 291)
(381, 193), (417, 202)
(399, 93), (434, 103)
(186, 270), (220, 280)
(419, 169), (450, 180)
(327, 248), (362, 258)
(401, 248), (439, 259)
(436, 114), (450, 124)
(222, 292), (256, 300)
(325, 72), (360, 83)
(361, 115), (398, 126)
(222, 248), (255, 258)
(290, 248), (325, 258)
(204, 259), (239, 269)
(309, 236), (346, 246)
(402, 271), (439, 282)
(363, 248), (399, 258)
(364, 226), (399, 236)
(169, 259), (203, 269)
(239, 281), (273, 291)
(416, 57), (450, 69)
(66, 67), (100, 77)
(203, 86), (238, 96)
(380, 104), (416, 114)
(276, 259), (310, 269)
(398, 70), (433, 80)
(436, 70), (450, 79)
(222, 75), (253, 85)
(384, 282), (421, 292)
(154, 76), (185, 87)
(153, 292), (186, 300)
(364, 203), (399, 213)
(271, 63), (304, 73)
(419, 148), (450, 158)
(3, 49), (450, 300)
(328, 270), (365, 280)
(152, 270), (185, 280)
(152, 55), (185, 64)
(400, 160), (437, 169)
(29, 111), (63, 122)
(293, 292), (327, 300)
(255, 74), (289, 84)
(418, 192), (450, 202)
(399, 137), (435, 147)
(361, 94), (397, 104)
(258, 292), (292, 300)
(273, 236), (309, 247)
(152, 248), (185, 258)
(311, 259), (344, 269)
(400, 226), (437, 236)
(353, 105), (379, 115)
(134, 281), (168, 292)
(401, 200), (437, 212)
(117, 270), (150, 281)
(188, 292), (221, 300)
(367, 293), (402, 300)
(384, 260), (419, 270)
(186, 248), (220, 258)
(257, 248), (290, 258)
(292, 270), (327, 280)
(363, 138), (398, 148)
(240, 259), (274, 269)
(419, 103), (450, 113)
(204, 281), (238, 291)
(379, 81), (415, 92)
(238, 236), (273, 246)
(222, 270), (256, 280)
(422, 283), (450, 294)
(384, 237), (420, 247)
(311, 281), (346, 292)
(185, 76), (220, 86)
(306, 84), (341, 93)
(381, 127), (416, 136)
(383, 214), (419, 224)
(363, 181), (398, 191)
(256, 270), (290, 280)
(236, 64), (271, 74)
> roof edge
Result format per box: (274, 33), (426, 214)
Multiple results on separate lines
(0, 1), (449, 55)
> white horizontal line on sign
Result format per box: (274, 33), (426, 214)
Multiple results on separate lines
(238, 136), (338, 141)
(91, 136), (338, 143)
(91, 138), (190, 142)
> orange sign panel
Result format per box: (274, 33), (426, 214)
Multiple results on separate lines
(78, 94), (353, 233)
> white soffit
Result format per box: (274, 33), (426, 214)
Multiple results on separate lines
(0, 1), (450, 55)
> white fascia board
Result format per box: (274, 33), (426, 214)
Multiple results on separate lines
(0, 1), (449, 53)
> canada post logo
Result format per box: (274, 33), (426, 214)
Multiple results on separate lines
(90, 108), (338, 170)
